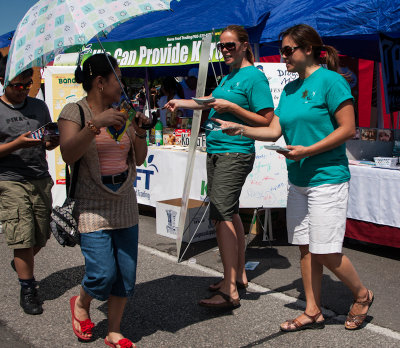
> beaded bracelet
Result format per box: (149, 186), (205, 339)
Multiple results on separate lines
(86, 120), (101, 135)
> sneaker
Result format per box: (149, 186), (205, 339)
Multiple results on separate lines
(20, 286), (43, 315)
(11, 260), (16, 272)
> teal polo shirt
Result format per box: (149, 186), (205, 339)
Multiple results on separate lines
(207, 65), (274, 154)
(275, 67), (353, 187)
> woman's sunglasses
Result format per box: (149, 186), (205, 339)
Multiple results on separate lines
(279, 46), (301, 57)
(217, 42), (236, 51)
(8, 80), (33, 91)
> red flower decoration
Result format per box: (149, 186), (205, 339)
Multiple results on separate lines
(118, 338), (135, 348)
(80, 319), (95, 334)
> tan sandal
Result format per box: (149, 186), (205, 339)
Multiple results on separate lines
(280, 312), (325, 332)
(345, 289), (374, 330)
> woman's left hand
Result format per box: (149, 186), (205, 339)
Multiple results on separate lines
(132, 111), (150, 137)
(212, 118), (242, 136)
(208, 99), (235, 114)
(280, 145), (310, 161)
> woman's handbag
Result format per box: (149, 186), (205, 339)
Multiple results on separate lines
(50, 104), (85, 247)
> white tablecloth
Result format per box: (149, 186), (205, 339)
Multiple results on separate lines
(134, 141), (288, 208)
(348, 165), (400, 228)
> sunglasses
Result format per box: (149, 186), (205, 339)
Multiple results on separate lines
(8, 80), (33, 91)
(279, 46), (301, 57)
(217, 42), (236, 51)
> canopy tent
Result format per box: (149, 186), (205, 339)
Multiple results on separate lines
(85, 0), (279, 78)
(0, 30), (14, 49)
(3, 0), (400, 62)
(258, 0), (400, 61)
(96, 0), (278, 43)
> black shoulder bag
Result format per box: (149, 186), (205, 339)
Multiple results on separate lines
(50, 104), (85, 247)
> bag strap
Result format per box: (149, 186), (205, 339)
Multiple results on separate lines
(66, 104), (85, 199)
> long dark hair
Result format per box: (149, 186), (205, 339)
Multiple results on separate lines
(221, 25), (254, 65)
(279, 24), (339, 73)
(75, 53), (118, 92)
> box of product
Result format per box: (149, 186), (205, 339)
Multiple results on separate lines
(156, 198), (216, 242)
(174, 129), (191, 146)
(163, 128), (179, 145)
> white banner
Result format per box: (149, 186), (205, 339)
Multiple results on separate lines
(135, 142), (288, 208)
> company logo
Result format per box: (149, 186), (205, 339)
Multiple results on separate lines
(58, 78), (76, 84)
(302, 89), (316, 103)
(135, 154), (158, 190)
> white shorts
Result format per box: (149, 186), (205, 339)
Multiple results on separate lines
(286, 182), (349, 254)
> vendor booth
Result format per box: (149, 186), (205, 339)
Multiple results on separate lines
(5, 0), (400, 248)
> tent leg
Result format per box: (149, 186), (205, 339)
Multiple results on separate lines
(262, 208), (273, 242)
(178, 203), (210, 263)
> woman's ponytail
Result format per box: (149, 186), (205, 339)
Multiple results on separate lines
(323, 45), (339, 73)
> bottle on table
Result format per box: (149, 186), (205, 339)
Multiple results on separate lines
(155, 120), (163, 146)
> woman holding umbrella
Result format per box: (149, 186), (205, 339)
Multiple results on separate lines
(58, 54), (148, 347)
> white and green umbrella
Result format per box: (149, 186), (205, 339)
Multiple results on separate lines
(5, 0), (171, 85)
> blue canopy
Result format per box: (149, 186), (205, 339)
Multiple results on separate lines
(3, 0), (398, 63)
(259, 0), (400, 61)
(0, 30), (14, 49)
(98, 0), (278, 44)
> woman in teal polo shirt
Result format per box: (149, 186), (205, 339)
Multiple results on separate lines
(165, 25), (274, 309)
(214, 24), (373, 330)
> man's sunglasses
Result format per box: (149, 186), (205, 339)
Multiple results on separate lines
(217, 42), (236, 51)
(8, 80), (33, 91)
(279, 46), (301, 57)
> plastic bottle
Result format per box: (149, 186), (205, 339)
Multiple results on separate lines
(146, 129), (150, 145)
(155, 120), (163, 146)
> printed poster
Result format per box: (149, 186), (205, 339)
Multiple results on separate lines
(43, 66), (86, 207)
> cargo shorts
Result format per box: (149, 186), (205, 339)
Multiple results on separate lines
(0, 177), (53, 249)
(207, 152), (255, 221)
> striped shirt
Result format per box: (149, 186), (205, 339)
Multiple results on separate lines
(96, 128), (130, 176)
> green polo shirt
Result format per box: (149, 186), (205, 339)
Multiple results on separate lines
(207, 65), (274, 154)
(275, 67), (353, 187)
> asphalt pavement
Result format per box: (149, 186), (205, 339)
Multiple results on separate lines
(0, 208), (399, 348)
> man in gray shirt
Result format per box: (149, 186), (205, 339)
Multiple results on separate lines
(0, 54), (58, 315)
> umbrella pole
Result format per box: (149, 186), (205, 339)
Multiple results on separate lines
(95, 35), (157, 129)
(96, 35), (130, 103)
(143, 67), (152, 118)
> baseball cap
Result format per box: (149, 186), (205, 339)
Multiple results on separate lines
(188, 68), (198, 78)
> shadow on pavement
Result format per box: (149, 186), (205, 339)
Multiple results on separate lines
(274, 274), (358, 315)
(93, 274), (248, 342)
(38, 265), (85, 301)
(344, 237), (400, 261)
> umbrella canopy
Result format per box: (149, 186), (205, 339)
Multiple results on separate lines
(4, 0), (171, 85)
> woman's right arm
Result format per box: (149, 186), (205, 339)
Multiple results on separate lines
(213, 115), (283, 142)
(164, 97), (213, 111)
(58, 119), (97, 164)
